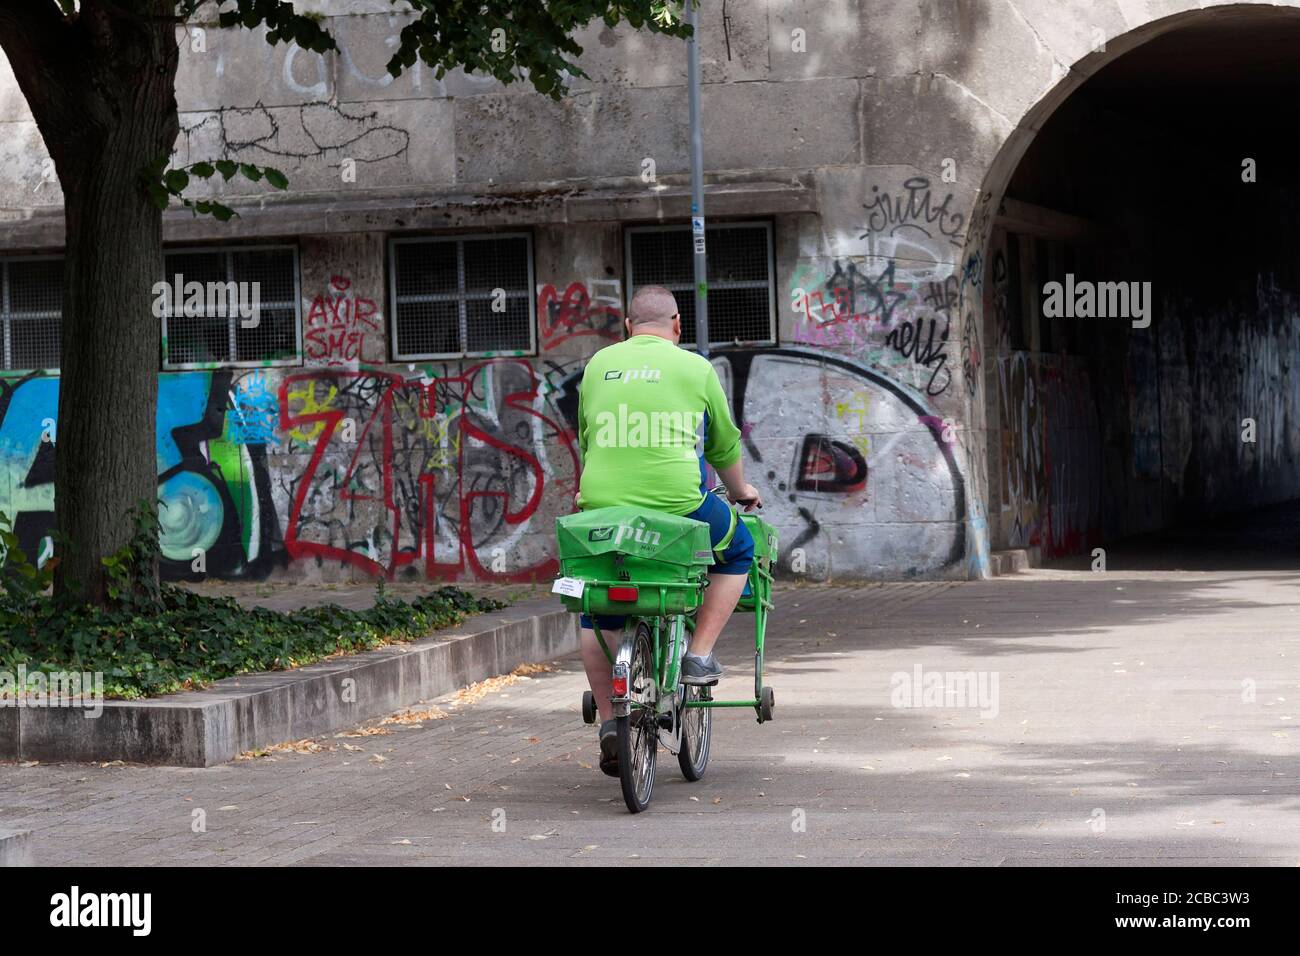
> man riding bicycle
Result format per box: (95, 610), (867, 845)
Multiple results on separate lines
(574, 284), (762, 776)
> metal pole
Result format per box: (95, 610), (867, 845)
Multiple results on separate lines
(686, 0), (708, 356)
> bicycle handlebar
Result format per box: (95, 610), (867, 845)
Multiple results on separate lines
(708, 482), (762, 510)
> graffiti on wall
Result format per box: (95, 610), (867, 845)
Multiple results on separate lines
(550, 346), (968, 579)
(788, 176), (978, 400)
(537, 279), (623, 350)
(278, 359), (577, 581)
(304, 274), (385, 366)
(996, 353), (1101, 556)
(862, 177), (966, 252)
(791, 259), (955, 397)
(227, 372), (280, 445)
(0, 369), (283, 578)
(0, 358), (578, 583)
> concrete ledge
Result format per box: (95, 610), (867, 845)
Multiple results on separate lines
(0, 174), (815, 247)
(988, 548), (1039, 576)
(0, 829), (32, 866)
(5, 601), (577, 768)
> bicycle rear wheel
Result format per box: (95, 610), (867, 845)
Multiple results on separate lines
(677, 683), (712, 781)
(618, 622), (658, 813)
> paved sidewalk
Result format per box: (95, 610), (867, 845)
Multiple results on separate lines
(2, 571), (1298, 865)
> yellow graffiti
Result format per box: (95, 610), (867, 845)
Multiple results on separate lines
(426, 408), (461, 470)
(835, 391), (870, 429)
(835, 390), (871, 457)
(286, 381), (339, 445)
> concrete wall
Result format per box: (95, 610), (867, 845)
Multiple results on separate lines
(0, 0), (1297, 582)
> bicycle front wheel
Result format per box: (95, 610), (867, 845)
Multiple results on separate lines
(618, 622), (658, 813)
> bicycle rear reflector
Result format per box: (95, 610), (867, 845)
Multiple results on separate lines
(608, 586), (639, 601)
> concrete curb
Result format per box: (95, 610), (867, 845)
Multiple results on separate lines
(0, 829), (32, 866)
(3, 601), (577, 768)
(988, 548), (1040, 576)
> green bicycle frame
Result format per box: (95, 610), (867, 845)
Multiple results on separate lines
(584, 536), (775, 712)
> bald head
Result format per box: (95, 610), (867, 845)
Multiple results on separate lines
(627, 285), (680, 329)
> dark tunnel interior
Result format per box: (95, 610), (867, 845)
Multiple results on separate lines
(987, 6), (1300, 570)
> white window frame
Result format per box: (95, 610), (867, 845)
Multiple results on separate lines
(388, 231), (537, 360)
(0, 254), (63, 372)
(160, 243), (302, 371)
(624, 219), (777, 347)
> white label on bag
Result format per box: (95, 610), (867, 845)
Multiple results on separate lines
(552, 577), (585, 597)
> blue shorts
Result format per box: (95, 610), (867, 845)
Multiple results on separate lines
(580, 491), (755, 631)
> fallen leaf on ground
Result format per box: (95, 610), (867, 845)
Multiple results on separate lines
(241, 738), (330, 758)
(452, 663), (557, 705)
(382, 705), (449, 725)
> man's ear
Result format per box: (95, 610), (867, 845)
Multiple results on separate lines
(624, 317), (634, 339)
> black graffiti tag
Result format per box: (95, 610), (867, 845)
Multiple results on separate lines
(861, 177), (966, 247)
(885, 279), (953, 396)
(820, 259), (906, 327)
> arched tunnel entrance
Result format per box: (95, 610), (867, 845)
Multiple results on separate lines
(979, 4), (1300, 570)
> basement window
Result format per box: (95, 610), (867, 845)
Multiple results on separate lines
(161, 245), (301, 370)
(389, 233), (535, 359)
(625, 221), (776, 347)
(0, 256), (63, 371)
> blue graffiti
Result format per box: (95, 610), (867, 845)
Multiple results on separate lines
(225, 372), (279, 446)
(0, 370), (281, 578)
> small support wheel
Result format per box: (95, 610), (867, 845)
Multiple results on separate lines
(758, 686), (775, 723)
(582, 690), (597, 724)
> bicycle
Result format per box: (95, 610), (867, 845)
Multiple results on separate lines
(553, 488), (777, 813)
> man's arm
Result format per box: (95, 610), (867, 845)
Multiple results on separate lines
(576, 377), (588, 460)
(702, 365), (762, 511)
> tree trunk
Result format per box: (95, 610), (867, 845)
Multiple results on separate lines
(55, 134), (170, 602)
(0, 3), (180, 604)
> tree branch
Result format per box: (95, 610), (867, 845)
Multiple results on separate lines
(0, 1), (88, 151)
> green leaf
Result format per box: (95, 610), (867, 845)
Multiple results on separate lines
(189, 161), (215, 178)
(146, 182), (170, 211)
(238, 163), (263, 183)
(162, 169), (189, 194)
(263, 167), (289, 190)
(214, 160), (238, 181)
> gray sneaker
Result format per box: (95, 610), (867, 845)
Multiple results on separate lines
(598, 719), (619, 777)
(681, 652), (723, 686)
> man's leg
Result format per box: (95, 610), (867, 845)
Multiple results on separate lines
(579, 614), (626, 776)
(580, 624), (616, 723)
(682, 492), (756, 682)
(688, 570), (748, 657)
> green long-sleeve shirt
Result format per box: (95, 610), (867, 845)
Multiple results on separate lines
(576, 334), (742, 515)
